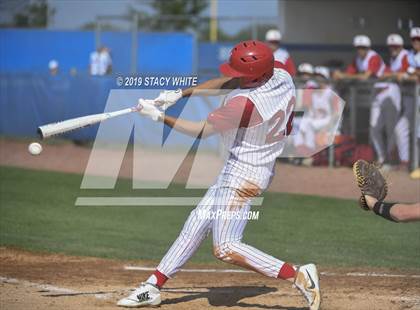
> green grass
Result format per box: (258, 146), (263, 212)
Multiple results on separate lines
(0, 166), (419, 269)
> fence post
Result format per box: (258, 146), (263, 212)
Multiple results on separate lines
(95, 17), (101, 50)
(412, 83), (419, 171)
(131, 13), (138, 74)
(328, 144), (334, 167)
(210, 0), (218, 42)
(251, 18), (258, 40)
(349, 86), (357, 137)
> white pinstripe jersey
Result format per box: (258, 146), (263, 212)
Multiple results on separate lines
(310, 86), (334, 119)
(389, 49), (409, 72)
(273, 48), (290, 64)
(217, 67), (296, 190)
(408, 50), (420, 69)
(355, 50), (386, 77)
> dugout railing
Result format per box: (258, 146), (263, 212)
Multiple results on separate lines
(331, 80), (419, 170)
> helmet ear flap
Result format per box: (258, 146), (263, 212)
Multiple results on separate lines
(241, 67), (274, 87)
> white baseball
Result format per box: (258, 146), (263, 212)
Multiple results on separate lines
(28, 142), (42, 156)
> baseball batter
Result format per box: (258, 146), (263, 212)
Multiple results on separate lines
(118, 40), (321, 309)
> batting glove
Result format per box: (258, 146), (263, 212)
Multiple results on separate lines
(137, 99), (163, 121)
(153, 89), (182, 110)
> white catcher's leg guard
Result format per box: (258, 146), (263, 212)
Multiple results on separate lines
(294, 264), (321, 310)
(117, 283), (161, 308)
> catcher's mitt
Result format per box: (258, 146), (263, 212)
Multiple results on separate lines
(353, 160), (388, 210)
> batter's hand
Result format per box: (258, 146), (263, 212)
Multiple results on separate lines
(153, 89), (183, 110)
(137, 99), (163, 121)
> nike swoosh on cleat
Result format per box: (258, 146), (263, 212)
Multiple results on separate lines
(306, 270), (316, 289)
(136, 292), (150, 302)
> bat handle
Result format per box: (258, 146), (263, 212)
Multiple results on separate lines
(132, 105), (143, 112)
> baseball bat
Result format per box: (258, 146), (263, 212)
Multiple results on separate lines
(37, 106), (141, 139)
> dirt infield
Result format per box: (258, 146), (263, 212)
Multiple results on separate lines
(1, 138), (419, 309)
(0, 138), (419, 202)
(1, 247), (419, 310)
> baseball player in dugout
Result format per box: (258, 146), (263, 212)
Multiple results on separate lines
(265, 29), (296, 76)
(382, 33), (412, 169)
(293, 66), (340, 159)
(117, 41), (321, 309)
(296, 62), (317, 88)
(333, 35), (386, 81)
(407, 27), (420, 81)
(334, 35), (399, 166)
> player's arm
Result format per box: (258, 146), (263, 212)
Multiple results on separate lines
(335, 71), (372, 81)
(382, 56), (410, 80)
(182, 76), (240, 97)
(411, 68), (420, 81)
(397, 66), (420, 82)
(351, 55), (382, 80)
(351, 71), (373, 80)
(138, 99), (216, 139)
(138, 96), (262, 139)
(334, 57), (378, 80)
(160, 95), (262, 138)
(333, 62), (356, 80)
(364, 195), (420, 223)
(154, 77), (239, 110)
(160, 115), (216, 139)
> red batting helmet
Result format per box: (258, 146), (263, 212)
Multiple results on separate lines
(220, 40), (274, 81)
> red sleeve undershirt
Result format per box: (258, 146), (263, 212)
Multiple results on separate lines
(400, 54), (410, 72)
(284, 57), (296, 76)
(207, 96), (264, 132)
(385, 55), (409, 73)
(367, 55), (382, 75)
(346, 60), (357, 74)
(274, 60), (296, 77)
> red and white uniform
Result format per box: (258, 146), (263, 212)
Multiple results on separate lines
(273, 48), (296, 76)
(155, 63), (297, 280)
(346, 49), (386, 77)
(209, 63), (295, 190)
(386, 49), (410, 73)
(386, 48), (410, 163)
(408, 49), (420, 70)
(368, 49), (406, 163)
(294, 86), (339, 151)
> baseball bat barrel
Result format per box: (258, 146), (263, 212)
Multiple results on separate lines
(37, 107), (138, 139)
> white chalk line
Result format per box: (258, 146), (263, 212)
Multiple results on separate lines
(124, 266), (420, 279)
(0, 276), (117, 300)
(2, 275), (420, 305)
(0, 276), (77, 294)
(125, 266), (251, 273)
